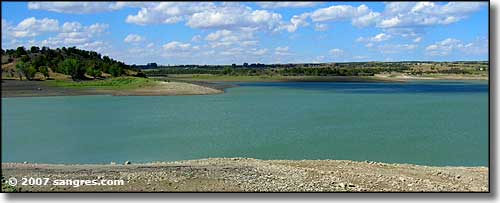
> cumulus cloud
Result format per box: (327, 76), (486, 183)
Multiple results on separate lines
(124, 34), (145, 43)
(425, 37), (487, 56)
(7, 17), (60, 38)
(257, 2), (320, 9)
(377, 2), (485, 29)
(204, 29), (257, 48)
(309, 4), (380, 28)
(28, 2), (119, 14)
(37, 21), (110, 53)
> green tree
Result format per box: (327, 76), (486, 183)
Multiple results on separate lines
(25, 65), (37, 80)
(60, 58), (85, 81)
(20, 55), (30, 63)
(222, 67), (234, 75)
(15, 61), (28, 80)
(109, 64), (122, 77)
(39, 66), (50, 79)
(30, 46), (40, 53)
(15, 62), (36, 80)
(86, 66), (102, 79)
(15, 46), (27, 57)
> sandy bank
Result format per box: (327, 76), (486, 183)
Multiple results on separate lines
(2, 158), (488, 192)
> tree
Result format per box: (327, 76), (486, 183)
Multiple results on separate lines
(60, 58), (85, 81)
(109, 63), (122, 77)
(222, 67), (234, 75)
(15, 61), (28, 80)
(30, 46), (40, 53)
(15, 46), (27, 57)
(15, 62), (36, 80)
(31, 55), (46, 68)
(39, 66), (50, 79)
(86, 66), (101, 79)
(25, 65), (37, 80)
(20, 55), (30, 63)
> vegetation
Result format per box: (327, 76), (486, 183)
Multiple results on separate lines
(2, 46), (143, 81)
(143, 61), (488, 78)
(47, 77), (157, 90)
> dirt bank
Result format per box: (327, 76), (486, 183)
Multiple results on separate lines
(1, 158), (488, 192)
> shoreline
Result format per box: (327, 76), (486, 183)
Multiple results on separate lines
(2, 75), (488, 98)
(2, 158), (488, 192)
(1, 79), (223, 98)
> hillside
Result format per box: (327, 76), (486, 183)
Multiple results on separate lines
(1, 46), (144, 81)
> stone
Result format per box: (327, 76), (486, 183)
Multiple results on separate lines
(124, 161), (132, 165)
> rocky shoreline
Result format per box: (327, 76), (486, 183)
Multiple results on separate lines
(1, 158), (488, 192)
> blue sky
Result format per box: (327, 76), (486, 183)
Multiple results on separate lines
(1, 2), (488, 65)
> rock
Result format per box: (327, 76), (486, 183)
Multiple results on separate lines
(23, 161), (28, 164)
(124, 161), (132, 165)
(110, 162), (116, 165)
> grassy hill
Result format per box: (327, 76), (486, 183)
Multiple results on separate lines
(1, 46), (145, 81)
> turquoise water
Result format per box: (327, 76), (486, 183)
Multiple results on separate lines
(2, 81), (488, 166)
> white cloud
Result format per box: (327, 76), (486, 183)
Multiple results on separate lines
(36, 21), (110, 52)
(27, 2), (119, 14)
(257, 2), (320, 9)
(124, 2), (291, 33)
(377, 2), (486, 29)
(126, 2), (214, 25)
(413, 37), (422, 43)
(124, 34), (145, 43)
(191, 35), (202, 42)
(9, 17), (59, 38)
(309, 4), (380, 28)
(357, 33), (391, 43)
(204, 29), (257, 48)
(329, 48), (344, 57)
(425, 37), (487, 56)
(283, 13), (310, 32)
(163, 41), (196, 51)
(187, 5), (283, 31)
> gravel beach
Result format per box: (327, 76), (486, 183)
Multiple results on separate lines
(1, 158), (488, 192)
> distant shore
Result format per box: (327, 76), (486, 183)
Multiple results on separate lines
(2, 158), (488, 192)
(1, 74), (488, 98)
(157, 74), (489, 83)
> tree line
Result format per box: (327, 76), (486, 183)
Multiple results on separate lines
(2, 46), (140, 81)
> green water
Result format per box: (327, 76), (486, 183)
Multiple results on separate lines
(2, 81), (488, 166)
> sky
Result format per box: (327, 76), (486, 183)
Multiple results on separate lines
(1, 1), (489, 65)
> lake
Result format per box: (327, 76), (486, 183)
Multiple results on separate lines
(2, 80), (489, 166)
